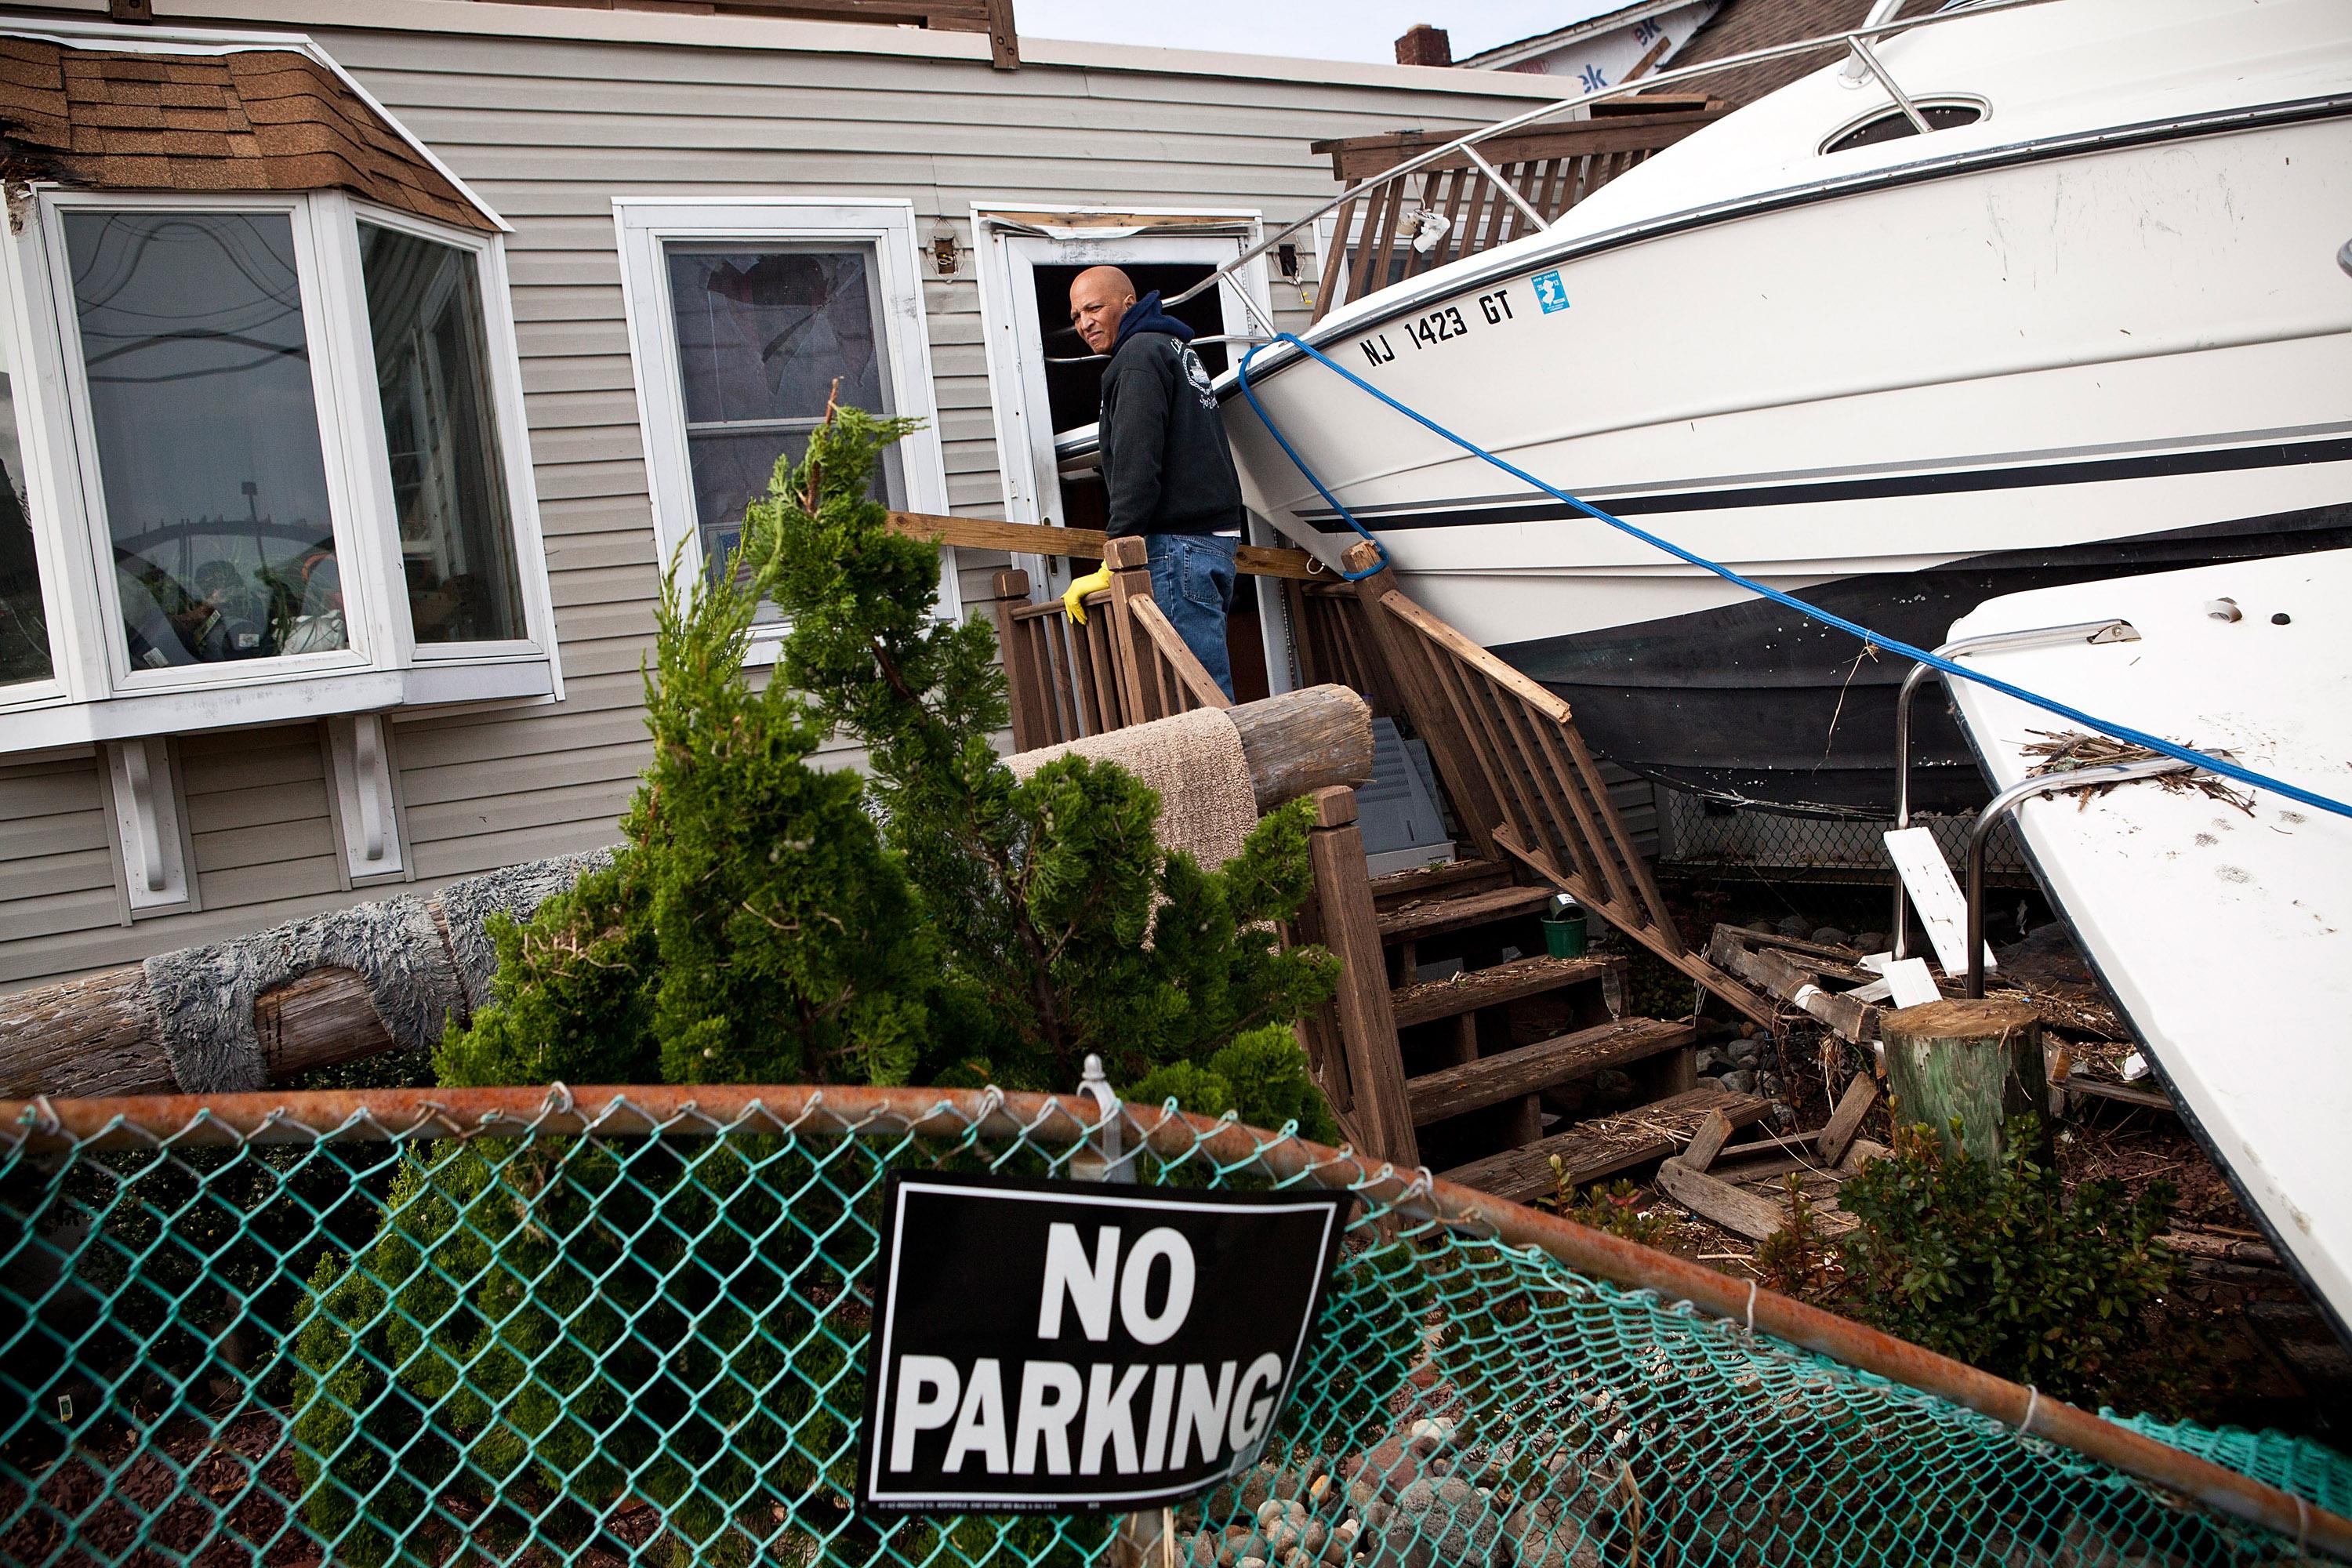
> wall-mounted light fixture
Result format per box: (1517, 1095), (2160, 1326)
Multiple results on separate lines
(930, 223), (959, 278)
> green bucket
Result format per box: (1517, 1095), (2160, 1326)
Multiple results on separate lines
(1541, 907), (1587, 959)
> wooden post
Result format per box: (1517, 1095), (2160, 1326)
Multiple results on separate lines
(1299, 786), (1418, 1167)
(987, 568), (1047, 752)
(1103, 535), (1155, 724)
(1878, 997), (2046, 1166)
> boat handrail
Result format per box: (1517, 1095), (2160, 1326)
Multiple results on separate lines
(1962, 756), (2197, 997)
(1163, 0), (2053, 319)
(1889, 618), (2140, 959)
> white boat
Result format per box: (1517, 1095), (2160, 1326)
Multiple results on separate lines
(1937, 549), (2352, 1338)
(1199, 0), (2352, 814)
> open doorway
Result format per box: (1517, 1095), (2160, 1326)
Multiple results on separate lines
(974, 213), (1284, 702)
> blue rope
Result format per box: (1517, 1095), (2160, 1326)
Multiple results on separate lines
(1237, 332), (2352, 823)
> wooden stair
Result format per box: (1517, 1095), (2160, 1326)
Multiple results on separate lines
(1367, 863), (1721, 1201)
(1405, 1017), (1696, 1126)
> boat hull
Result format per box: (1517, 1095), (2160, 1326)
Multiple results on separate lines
(1226, 103), (2352, 813)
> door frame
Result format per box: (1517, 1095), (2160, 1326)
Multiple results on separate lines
(970, 208), (1273, 569)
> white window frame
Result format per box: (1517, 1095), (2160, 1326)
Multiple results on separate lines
(0, 186), (561, 753)
(613, 196), (956, 662)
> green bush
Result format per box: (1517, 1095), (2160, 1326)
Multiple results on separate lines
(289, 408), (1342, 1560)
(1835, 1113), (2182, 1407)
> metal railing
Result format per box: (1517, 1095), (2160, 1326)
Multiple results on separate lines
(1165, 0), (2053, 324)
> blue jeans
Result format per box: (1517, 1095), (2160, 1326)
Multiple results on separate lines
(1145, 532), (1238, 701)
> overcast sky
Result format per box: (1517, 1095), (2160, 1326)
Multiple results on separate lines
(1013, 2), (1629, 65)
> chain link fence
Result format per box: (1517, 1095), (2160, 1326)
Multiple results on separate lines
(5, 1086), (2347, 1566)
(1654, 786), (2032, 889)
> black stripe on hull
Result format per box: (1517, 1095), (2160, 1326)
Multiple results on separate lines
(1299, 435), (2352, 529)
(1492, 506), (2352, 815)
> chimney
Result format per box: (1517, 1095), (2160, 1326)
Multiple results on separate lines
(1394, 24), (1453, 68)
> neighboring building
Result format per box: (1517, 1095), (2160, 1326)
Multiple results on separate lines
(1664, 0), (1915, 105)
(0, 0), (1561, 989)
(1459, 0), (1941, 105)
(1455, 1), (1722, 93)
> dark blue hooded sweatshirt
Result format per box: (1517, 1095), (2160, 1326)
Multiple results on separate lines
(1097, 291), (1244, 539)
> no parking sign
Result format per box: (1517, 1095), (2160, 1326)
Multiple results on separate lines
(856, 1173), (1352, 1514)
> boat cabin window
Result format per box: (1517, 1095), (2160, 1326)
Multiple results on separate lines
(1822, 100), (1984, 155)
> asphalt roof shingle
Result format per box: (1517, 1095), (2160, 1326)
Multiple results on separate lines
(0, 40), (491, 232)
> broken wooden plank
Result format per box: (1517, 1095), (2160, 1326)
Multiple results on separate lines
(1390, 953), (1620, 1029)
(1377, 883), (1557, 945)
(1682, 1109), (1735, 1174)
(1656, 1157), (1795, 1242)
(1705, 927), (1881, 1044)
(1658, 1156), (1860, 1242)
(1817, 1074), (1878, 1167)
(2060, 1075), (2176, 1113)
(1838, 1138), (1892, 1174)
(1405, 1017), (1697, 1125)
(1439, 1087), (1768, 1203)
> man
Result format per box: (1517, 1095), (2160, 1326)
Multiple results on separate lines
(1061, 265), (1244, 699)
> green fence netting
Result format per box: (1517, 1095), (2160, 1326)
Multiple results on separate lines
(2, 1088), (2343, 1566)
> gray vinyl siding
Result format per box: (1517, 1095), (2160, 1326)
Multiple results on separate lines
(0, 10), (1550, 987)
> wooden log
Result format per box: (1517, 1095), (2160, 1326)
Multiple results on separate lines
(0, 967), (166, 1099)
(1225, 685), (1374, 811)
(1879, 997), (2046, 1166)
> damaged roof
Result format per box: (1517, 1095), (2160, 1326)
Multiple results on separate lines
(0, 33), (497, 231)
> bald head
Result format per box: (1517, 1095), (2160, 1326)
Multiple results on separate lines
(1069, 265), (1138, 355)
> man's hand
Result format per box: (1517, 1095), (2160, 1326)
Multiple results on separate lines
(1062, 564), (1112, 625)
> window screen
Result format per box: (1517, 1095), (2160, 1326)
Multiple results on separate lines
(662, 247), (900, 593)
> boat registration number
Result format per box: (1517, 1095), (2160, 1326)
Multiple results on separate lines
(1356, 287), (1518, 368)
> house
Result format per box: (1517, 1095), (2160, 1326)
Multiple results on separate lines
(0, 0), (1565, 989)
(1450, 2), (1724, 91)
(1456, 0), (1933, 104)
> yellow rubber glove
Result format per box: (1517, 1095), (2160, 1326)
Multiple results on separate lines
(1062, 564), (1113, 625)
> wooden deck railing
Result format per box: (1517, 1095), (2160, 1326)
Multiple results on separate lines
(1308, 97), (1732, 319)
(984, 535), (1232, 748)
(1294, 541), (1777, 1029)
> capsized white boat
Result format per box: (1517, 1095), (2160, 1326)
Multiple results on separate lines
(1206, 0), (2352, 815)
(1940, 549), (2352, 1338)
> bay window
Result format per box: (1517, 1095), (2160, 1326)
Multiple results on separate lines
(0, 188), (556, 754)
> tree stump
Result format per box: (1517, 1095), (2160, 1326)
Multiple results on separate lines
(1878, 997), (2046, 1167)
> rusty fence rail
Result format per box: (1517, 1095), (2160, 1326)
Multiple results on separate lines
(4, 1085), (2347, 1565)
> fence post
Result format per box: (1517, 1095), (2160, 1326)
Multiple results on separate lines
(1076, 1054), (1174, 1568)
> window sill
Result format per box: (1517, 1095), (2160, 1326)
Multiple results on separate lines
(0, 655), (556, 755)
